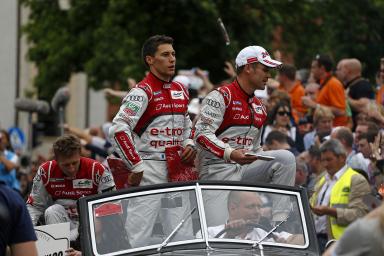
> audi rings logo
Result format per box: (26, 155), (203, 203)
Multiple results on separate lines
(127, 95), (144, 102)
(206, 99), (221, 108)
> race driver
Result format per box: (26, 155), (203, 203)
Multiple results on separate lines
(27, 134), (116, 242)
(108, 35), (196, 247)
(194, 46), (296, 226)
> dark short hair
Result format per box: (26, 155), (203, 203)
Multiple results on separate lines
(265, 130), (289, 145)
(314, 54), (333, 72)
(359, 132), (377, 144)
(53, 134), (81, 158)
(333, 127), (354, 148)
(278, 64), (296, 81)
(308, 145), (321, 160)
(141, 35), (174, 67)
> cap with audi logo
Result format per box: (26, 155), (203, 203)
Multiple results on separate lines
(235, 46), (282, 69)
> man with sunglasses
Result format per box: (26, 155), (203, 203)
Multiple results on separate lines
(194, 46), (296, 226)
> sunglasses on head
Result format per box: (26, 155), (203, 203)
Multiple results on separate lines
(277, 111), (290, 116)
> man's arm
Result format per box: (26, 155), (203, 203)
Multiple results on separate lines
(0, 151), (18, 172)
(10, 241), (38, 256)
(8, 184), (38, 256)
(94, 162), (116, 193)
(194, 90), (258, 165)
(194, 90), (233, 161)
(109, 88), (148, 174)
(26, 165), (51, 225)
(335, 174), (371, 225)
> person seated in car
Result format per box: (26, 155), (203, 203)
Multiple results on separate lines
(206, 191), (304, 244)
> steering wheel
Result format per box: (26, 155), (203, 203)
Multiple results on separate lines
(214, 222), (270, 239)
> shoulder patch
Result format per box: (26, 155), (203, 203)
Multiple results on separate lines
(217, 86), (231, 107)
(136, 83), (153, 101)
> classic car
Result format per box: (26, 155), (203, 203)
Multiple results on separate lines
(78, 181), (320, 255)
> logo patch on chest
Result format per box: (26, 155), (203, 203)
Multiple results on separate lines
(171, 91), (184, 99)
(252, 103), (265, 114)
(73, 179), (93, 189)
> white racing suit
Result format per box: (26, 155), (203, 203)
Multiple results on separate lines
(194, 80), (296, 226)
(109, 72), (194, 247)
(27, 157), (116, 241)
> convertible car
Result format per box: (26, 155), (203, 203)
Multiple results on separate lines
(78, 181), (320, 255)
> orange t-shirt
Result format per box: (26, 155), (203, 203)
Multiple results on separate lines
(279, 81), (306, 123)
(316, 76), (348, 127)
(376, 84), (384, 106)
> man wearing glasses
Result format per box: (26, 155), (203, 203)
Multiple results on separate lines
(194, 45), (296, 226)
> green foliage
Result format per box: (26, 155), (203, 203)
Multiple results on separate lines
(21, 0), (384, 100)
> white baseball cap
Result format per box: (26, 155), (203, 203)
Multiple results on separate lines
(235, 46), (282, 69)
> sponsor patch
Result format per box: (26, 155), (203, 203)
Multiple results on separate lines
(203, 110), (220, 118)
(252, 103), (264, 114)
(123, 102), (140, 115)
(153, 91), (162, 96)
(171, 90), (184, 100)
(73, 179), (93, 189)
(233, 100), (242, 105)
(206, 98), (221, 108)
(127, 95), (144, 102)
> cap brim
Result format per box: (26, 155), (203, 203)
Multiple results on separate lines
(260, 58), (282, 68)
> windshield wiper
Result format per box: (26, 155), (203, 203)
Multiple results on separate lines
(251, 205), (293, 256)
(157, 206), (197, 253)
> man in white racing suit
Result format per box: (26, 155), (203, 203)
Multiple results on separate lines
(194, 46), (296, 226)
(109, 35), (196, 247)
(27, 134), (116, 242)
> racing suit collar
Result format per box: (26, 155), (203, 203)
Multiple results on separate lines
(147, 72), (172, 89)
(234, 79), (255, 102)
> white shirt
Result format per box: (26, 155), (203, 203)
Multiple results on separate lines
(203, 224), (291, 242)
(315, 165), (348, 234)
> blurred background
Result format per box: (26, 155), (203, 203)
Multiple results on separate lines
(1, 0), (384, 158)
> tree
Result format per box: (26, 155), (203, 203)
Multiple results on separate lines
(21, 0), (384, 101)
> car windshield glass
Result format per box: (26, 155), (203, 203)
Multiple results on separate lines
(89, 189), (201, 255)
(200, 187), (307, 247)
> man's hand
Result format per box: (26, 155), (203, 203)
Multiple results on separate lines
(311, 205), (336, 217)
(181, 145), (196, 164)
(223, 61), (236, 78)
(370, 131), (384, 161)
(224, 219), (250, 238)
(301, 96), (317, 108)
(128, 171), (143, 186)
(65, 248), (81, 256)
(230, 149), (258, 165)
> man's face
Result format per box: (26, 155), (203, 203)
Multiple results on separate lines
(354, 124), (368, 143)
(357, 138), (372, 159)
(335, 61), (348, 83)
(230, 192), (262, 223)
(56, 152), (81, 178)
(316, 117), (333, 134)
(249, 63), (272, 91)
(295, 169), (308, 186)
(321, 151), (346, 175)
(311, 60), (322, 81)
(304, 85), (319, 101)
(146, 43), (176, 81)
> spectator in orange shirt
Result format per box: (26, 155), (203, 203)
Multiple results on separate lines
(336, 58), (375, 126)
(376, 57), (384, 106)
(302, 54), (348, 127)
(277, 64), (307, 123)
